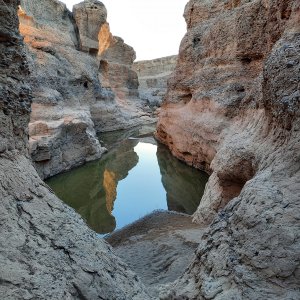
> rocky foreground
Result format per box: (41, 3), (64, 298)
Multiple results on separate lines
(156, 0), (300, 298)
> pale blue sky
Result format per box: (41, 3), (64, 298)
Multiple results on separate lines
(61, 0), (187, 61)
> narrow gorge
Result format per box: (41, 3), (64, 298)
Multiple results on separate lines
(0, 0), (299, 299)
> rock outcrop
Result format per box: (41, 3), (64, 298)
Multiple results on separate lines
(133, 55), (177, 107)
(156, 0), (300, 298)
(18, 0), (152, 179)
(73, 0), (107, 54)
(0, 1), (150, 299)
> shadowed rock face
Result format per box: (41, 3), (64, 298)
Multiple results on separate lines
(99, 31), (140, 101)
(0, 1), (150, 299)
(18, 0), (153, 179)
(157, 0), (300, 298)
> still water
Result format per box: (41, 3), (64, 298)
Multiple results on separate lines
(46, 127), (209, 234)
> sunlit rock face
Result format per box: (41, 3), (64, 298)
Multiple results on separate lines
(73, 0), (107, 54)
(157, 0), (300, 299)
(99, 35), (139, 100)
(18, 0), (152, 179)
(0, 2), (150, 299)
(133, 55), (177, 107)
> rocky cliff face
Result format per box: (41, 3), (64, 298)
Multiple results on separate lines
(18, 0), (152, 179)
(133, 55), (177, 107)
(157, 0), (300, 298)
(0, 1), (150, 299)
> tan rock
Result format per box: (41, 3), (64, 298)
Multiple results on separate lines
(99, 28), (140, 101)
(157, 0), (300, 298)
(73, 0), (107, 54)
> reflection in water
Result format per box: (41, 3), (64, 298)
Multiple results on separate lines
(157, 145), (209, 215)
(47, 139), (139, 234)
(103, 170), (117, 214)
(46, 130), (209, 235)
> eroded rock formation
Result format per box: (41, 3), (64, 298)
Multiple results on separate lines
(73, 0), (107, 54)
(156, 0), (300, 298)
(0, 1), (150, 299)
(133, 55), (177, 107)
(18, 0), (152, 179)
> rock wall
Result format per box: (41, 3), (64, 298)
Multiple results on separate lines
(73, 0), (107, 54)
(18, 0), (152, 179)
(133, 55), (177, 107)
(0, 1), (150, 299)
(157, 0), (300, 298)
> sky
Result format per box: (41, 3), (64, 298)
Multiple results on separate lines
(61, 0), (187, 61)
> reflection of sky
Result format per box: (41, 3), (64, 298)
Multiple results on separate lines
(113, 142), (167, 229)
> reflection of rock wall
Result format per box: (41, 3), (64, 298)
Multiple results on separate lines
(157, 144), (208, 215)
(133, 55), (177, 106)
(0, 2), (150, 299)
(18, 0), (152, 179)
(157, 0), (300, 299)
(47, 139), (139, 234)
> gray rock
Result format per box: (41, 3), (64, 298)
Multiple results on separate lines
(18, 0), (155, 179)
(0, 2), (150, 299)
(157, 0), (300, 299)
(133, 55), (177, 107)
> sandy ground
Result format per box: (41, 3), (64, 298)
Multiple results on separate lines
(105, 210), (205, 297)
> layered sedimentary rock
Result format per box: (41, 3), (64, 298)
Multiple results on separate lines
(0, 1), (150, 299)
(133, 55), (177, 106)
(157, 0), (300, 298)
(18, 0), (151, 179)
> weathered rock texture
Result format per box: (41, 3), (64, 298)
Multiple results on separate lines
(18, 0), (152, 179)
(133, 55), (177, 106)
(0, 1), (150, 299)
(73, 0), (107, 54)
(156, 0), (300, 299)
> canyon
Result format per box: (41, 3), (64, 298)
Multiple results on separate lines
(133, 55), (177, 107)
(0, 0), (299, 300)
(18, 0), (154, 179)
